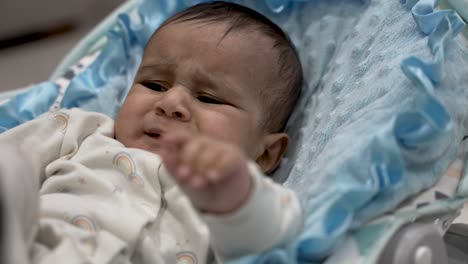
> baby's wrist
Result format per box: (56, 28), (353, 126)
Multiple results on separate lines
(196, 167), (253, 215)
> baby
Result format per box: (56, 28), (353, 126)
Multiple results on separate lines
(0, 2), (303, 263)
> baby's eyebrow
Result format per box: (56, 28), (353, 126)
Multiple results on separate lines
(192, 68), (239, 97)
(138, 63), (176, 74)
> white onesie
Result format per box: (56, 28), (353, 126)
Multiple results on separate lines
(0, 108), (302, 264)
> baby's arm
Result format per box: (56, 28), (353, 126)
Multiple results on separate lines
(0, 109), (112, 184)
(0, 111), (68, 184)
(203, 163), (302, 261)
(0, 109), (90, 259)
(160, 133), (303, 260)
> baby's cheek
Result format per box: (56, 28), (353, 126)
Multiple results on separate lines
(203, 118), (235, 140)
(199, 114), (240, 141)
(199, 114), (258, 155)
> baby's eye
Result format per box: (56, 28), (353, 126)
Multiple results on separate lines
(142, 81), (167, 92)
(197, 95), (224, 105)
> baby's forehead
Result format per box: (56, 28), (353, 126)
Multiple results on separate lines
(154, 19), (272, 46)
(147, 21), (279, 72)
(146, 21), (280, 81)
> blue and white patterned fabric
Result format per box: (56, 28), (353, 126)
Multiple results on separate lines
(0, 0), (467, 263)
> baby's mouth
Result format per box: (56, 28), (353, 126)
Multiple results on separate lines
(144, 127), (166, 142)
(146, 132), (161, 139)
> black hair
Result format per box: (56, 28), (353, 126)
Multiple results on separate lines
(156, 1), (303, 132)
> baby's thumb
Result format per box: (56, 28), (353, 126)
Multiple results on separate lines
(159, 145), (178, 174)
(162, 131), (191, 148)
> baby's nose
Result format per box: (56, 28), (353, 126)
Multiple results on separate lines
(154, 87), (191, 121)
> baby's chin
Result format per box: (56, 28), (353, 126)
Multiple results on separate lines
(141, 146), (162, 155)
(137, 144), (164, 156)
(118, 137), (164, 156)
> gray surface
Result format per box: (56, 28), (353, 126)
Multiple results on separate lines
(0, 0), (124, 39)
(446, 224), (468, 264)
(380, 223), (449, 264)
(0, 0), (123, 92)
(0, 28), (89, 92)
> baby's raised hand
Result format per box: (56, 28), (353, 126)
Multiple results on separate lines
(160, 133), (252, 214)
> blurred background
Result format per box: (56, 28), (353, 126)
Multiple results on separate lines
(0, 0), (465, 93)
(0, 0), (124, 92)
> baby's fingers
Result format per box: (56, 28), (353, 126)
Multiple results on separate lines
(159, 144), (178, 169)
(210, 151), (239, 183)
(179, 138), (206, 170)
(161, 131), (192, 149)
(159, 131), (192, 177)
(193, 145), (221, 181)
(177, 138), (221, 187)
(187, 175), (207, 190)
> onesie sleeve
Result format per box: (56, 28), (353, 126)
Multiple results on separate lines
(0, 108), (112, 185)
(200, 162), (303, 261)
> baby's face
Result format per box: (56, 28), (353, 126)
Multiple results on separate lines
(115, 21), (278, 159)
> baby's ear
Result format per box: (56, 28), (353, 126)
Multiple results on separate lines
(256, 133), (289, 174)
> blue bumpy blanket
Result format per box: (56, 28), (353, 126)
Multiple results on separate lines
(0, 0), (467, 263)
